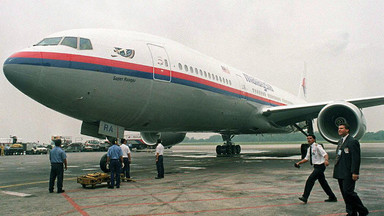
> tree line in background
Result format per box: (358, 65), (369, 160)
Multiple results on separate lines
(182, 130), (384, 143)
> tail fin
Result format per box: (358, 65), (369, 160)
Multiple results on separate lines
(298, 62), (307, 100)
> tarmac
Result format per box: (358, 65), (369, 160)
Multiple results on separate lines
(0, 143), (383, 216)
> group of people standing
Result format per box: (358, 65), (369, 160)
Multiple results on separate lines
(295, 123), (369, 216)
(49, 138), (165, 191)
(105, 138), (165, 188)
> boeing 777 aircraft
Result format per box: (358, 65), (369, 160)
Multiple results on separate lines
(3, 29), (384, 160)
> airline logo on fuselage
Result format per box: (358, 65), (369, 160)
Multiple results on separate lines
(114, 47), (135, 58)
(243, 73), (274, 92)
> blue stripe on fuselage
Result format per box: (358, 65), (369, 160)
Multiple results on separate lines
(4, 57), (277, 106)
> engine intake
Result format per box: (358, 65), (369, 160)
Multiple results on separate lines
(140, 132), (186, 147)
(317, 101), (366, 144)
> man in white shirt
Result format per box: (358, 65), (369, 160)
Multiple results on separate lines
(120, 138), (132, 179)
(155, 139), (164, 179)
(295, 134), (337, 203)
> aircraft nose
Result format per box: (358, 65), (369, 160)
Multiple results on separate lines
(3, 51), (42, 95)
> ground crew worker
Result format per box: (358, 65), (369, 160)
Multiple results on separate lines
(155, 139), (164, 179)
(295, 134), (337, 203)
(120, 138), (132, 180)
(49, 139), (67, 193)
(106, 139), (123, 189)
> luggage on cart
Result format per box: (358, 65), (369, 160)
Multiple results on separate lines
(77, 172), (110, 188)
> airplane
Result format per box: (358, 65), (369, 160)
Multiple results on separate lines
(3, 29), (384, 162)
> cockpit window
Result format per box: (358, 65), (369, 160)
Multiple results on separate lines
(80, 38), (93, 50)
(35, 37), (63, 46)
(61, 37), (78, 49)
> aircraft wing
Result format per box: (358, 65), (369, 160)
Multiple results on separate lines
(262, 95), (384, 126)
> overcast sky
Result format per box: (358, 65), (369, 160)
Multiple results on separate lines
(1, 1), (384, 143)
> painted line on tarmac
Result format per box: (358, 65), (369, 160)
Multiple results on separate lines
(129, 200), (325, 215)
(79, 192), (302, 209)
(1, 190), (33, 197)
(61, 193), (89, 216)
(71, 184), (301, 200)
(0, 177), (77, 189)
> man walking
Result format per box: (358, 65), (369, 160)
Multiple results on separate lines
(295, 135), (337, 203)
(334, 123), (369, 216)
(49, 139), (67, 193)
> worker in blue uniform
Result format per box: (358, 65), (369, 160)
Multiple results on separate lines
(106, 139), (123, 189)
(49, 139), (67, 193)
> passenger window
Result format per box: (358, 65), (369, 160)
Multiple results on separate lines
(80, 38), (93, 50)
(35, 37), (63, 46)
(215, 75), (218, 81)
(61, 37), (78, 49)
(204, 71), (207, 78)
(178, 63), (183, 70)
(208, 73), (211, 79)
(195, 68), (198, 74)
(199, 69), (203, 76)
(190, 66), (194, 74)
(164, 59), (168, 67)
(184, 65), (188, 72)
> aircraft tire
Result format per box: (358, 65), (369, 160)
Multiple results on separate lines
(236, 145), (241, 154)
(99, 153), (110, 173)
(216, 145), (222, 155)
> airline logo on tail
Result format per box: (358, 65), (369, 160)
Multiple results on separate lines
(301, 77), (307, 97)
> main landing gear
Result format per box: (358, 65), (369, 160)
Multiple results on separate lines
(216, 134), (241, 156)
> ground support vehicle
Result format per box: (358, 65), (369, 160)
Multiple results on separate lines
(77, 172), (110, 188)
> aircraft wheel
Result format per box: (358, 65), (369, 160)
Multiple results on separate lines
(226, 146), (232, 155)
(236, 145), (241, 154)
(216, 145), (222, 155)
(100, 153), (110, 173)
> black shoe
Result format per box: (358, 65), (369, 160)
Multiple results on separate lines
(57, 190), (65, 193)
(359, 208), (369, 216)
(108, 186), (114, 189)
(49, 190), (53, 193)
(116, 185), (120, 188)
(298, 196), (307, 203)
(324, 197), (337, 202)
(155, 176), (162, 179)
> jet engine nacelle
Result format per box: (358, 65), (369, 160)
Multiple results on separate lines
(140, 132), (186, 147)
(317, 101), (366, 144)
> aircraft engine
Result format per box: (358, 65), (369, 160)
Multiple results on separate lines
(317, 101), (366, 144)
(140, 132), (186, 147)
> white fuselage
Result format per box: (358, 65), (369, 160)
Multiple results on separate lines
(3, 29), (306, 135)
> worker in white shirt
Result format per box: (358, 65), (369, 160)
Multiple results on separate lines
(155, 139), (164, 179)
(120, 138), (132, 180)
(295, 134), (337, 204)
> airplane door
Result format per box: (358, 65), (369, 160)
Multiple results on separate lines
(147, 44), (171, 82)
(235, 74), (247, 99)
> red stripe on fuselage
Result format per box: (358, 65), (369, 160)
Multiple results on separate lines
(10, 51), (285, 106)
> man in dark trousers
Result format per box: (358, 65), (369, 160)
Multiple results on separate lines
(49, 139), (67, 193)
(334, 123), (369, 216)
(106, 139), (123, 189)
(155, 139), (164, 179)
(295, 134), (337, 203)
